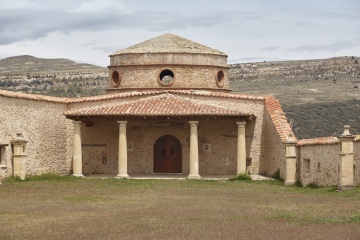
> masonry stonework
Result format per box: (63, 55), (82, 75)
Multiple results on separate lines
(0, 94), (73, 179)
(353, 139), (360, 185)
(1, 33), (358, 186)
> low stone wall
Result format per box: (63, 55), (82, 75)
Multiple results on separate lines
(297, 143), (340, 186)
(0, 95), (73, 178)
(354, 139), (360, 185)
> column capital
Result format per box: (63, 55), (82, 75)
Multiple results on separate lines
(236, 121), (246, 127)
(73, 121), (82, 126)
(117, 121), (127, 125)
(189, 121), (199, 125)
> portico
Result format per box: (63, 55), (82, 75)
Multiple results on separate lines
(69, 113), (251, 179)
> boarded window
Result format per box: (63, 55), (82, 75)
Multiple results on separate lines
(317, 162), (321, 173)
(0, 146), (5, 165)
(303, 158), (310, 174)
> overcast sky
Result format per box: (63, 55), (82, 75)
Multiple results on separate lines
(0, 0), (359, 66)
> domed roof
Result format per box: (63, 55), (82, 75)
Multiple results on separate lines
(110, 33), (227, 56)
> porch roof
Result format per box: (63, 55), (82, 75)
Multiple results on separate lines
(64, 93), (254, 118)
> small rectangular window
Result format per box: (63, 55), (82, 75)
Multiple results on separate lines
(303, 158), (310, 174)
(317, 162), (321, 173)
(0, 146), (6, 165)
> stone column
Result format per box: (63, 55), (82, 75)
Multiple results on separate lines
(117, 121), (129, 178)
(338, 125), (355, 189)
(73, 121), (84, 177)
(11, 133), (27, 180)
(236, 121), (247, 174)
(284, 135), (297, 185)
(188, 121), (201, 179)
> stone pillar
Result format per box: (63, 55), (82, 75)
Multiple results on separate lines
(284, 135), (297, 185)
(117, 121), (129, 178)
(11, 133), (27, 180)
(338, 125), (355, 189)
(73, 121), (84, 177)
(236, 121), (247, 174)
(188, 121), (201, 179)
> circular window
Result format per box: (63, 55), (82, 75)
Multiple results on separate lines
(111, 71), (121, 87)
(159, 69), (175, 85)
(216, 70), (225, 87)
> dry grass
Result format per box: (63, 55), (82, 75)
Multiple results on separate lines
(1, 177), (360, 240)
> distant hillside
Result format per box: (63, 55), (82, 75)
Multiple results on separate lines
(228, 56), (360, 138)
(0, 55), (104, 73)
(0, 55), (359, 139)
(229, 56), (360, 105)
(0, 55), (108, 97)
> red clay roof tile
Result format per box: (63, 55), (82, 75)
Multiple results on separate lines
(0, 89), (68, 103)
(297, 137), (340, 146)
(65, 93), (254, 117)
(265, 96), (296, 143)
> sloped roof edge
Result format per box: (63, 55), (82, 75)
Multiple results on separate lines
(265, 96), (296, 143)
(64, 93), (254, 118)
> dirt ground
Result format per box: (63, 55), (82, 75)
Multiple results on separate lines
(1, 177), (360, 240)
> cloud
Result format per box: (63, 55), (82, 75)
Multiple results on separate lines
(0, 5), (252, 46)
(72, 0), (127, 13)
(261, 46), (278, 52)
(290, 39), (360, 53)
(0, 0), (42, 10)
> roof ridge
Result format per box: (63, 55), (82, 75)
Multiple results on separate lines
(0, 89), (68, 103)
(297, 136), (340, 146)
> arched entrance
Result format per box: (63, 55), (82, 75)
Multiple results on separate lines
(153, 135), (182, 173)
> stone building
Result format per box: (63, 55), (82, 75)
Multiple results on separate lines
(0, 33), (359, 187)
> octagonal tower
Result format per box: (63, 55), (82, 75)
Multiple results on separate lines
(107, 33), (230, 93)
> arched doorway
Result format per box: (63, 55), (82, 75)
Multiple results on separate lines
(153, 135), (182, 173)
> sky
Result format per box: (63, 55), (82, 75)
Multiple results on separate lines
(0, 0), (359, 66)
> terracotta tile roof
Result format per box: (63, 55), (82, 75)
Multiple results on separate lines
(297, 137), (340, 146)
(0, 89), (68, 103)
(265, 96), (296, 143)
(0, 89), (265, 104)
(64, 93), (254, 117)
(110, 33), (227, 56)
(67, 90), (265, 103)
(68, 89), (265, 103)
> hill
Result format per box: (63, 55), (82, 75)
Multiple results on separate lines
(228, 56), (360, 138)
(0, 55), (108, 97)
(0, 55), (359, 139)
(229, 56), (360, 105)
(0, 55), (104, 73)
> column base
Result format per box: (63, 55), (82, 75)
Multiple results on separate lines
(72, 173), (84, 178)
(187, 174), (201, 180)
(116, 174), (130, 179)
(284, 180), (295, 186)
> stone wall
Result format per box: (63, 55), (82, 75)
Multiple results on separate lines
(354, 139), (360, 185)
(297, 144), (340, 186)
(260, 108), (285, 177)
(108, 52), (229, 91)
(0, 95), (73, 178)
(110, 53), (228, 68)
(107, 65), (229, 91)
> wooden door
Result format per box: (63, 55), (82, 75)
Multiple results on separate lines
(154, 135), (182, 173)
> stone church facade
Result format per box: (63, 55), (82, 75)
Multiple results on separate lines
(0, 34), (359, 187)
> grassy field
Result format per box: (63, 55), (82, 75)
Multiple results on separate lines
(1, 176), (360, 240)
